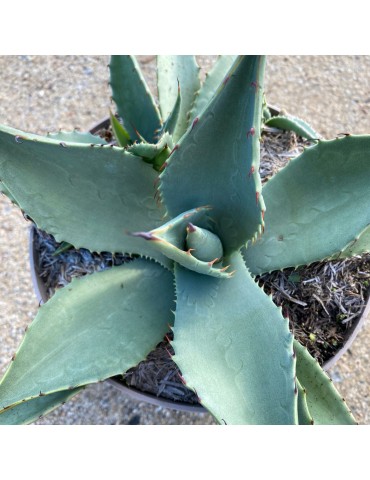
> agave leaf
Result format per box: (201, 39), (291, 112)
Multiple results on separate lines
(0, 124), (169, 265)
(262, 105), (271, 122)
(294, 340), (357, 424)
(109, 110), (130, 147)
(46, 130), (108, 145)
(127, 132), (173, 161)
(171, 251), (297, 425)
(0, 259), (174, 411)
(336, 223), (370, 259)
(157, 56), (201, 142)
(0, 179), (17, 205)
(0, 387), (83, 425)
(296, 378), (313, 425)
(109, 55), (162, 143)
(16, 132), (108, 218)
(244, 135), (370, 274)
(152, 145), (171, 172)
(160, 56), (266, 254)
(131, 207), (231, 278)
(161, 81), (181, 138)
(265, 114), (321, 140)
(1, 128), (106, 207)
(188, 55), (237, 123)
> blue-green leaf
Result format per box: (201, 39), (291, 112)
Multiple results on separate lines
(265, 114), (320, 140)
(157, 56), (201, 142)
(109, 55), (162, 143)
(188, 55), (237, 123)
(46, 130), (108, 145)
(294, 341), (357, 424)
(0, 259), (174, 411)
(109, 110), (130, 147)
(296, 378), (313, 425)
(0, 124), (169, 265)
(171, 251), (297, 424)
(244, 136), (370, 274)
(0, 388), (83, 425)
(160, 56), (266, 254)
(131, 207), (232, 278)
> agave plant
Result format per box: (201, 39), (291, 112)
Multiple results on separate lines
(0, 55), (368, 425)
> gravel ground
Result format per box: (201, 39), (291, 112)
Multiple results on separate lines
(0, 55), (369, 425)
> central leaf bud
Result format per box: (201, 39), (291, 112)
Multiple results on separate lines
(186, 223), (223, 263)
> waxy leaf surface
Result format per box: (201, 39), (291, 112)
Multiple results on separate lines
(172, 251), (297, 424)
(0, 259), (174, 409)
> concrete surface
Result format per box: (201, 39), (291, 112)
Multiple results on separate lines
(0, 55), (369, 424)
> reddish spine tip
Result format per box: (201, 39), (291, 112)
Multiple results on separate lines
(169, 144), (179, 156)
(191, 117), (199, 131)
(187, 222), (196, 233)
(248, 166), (255, 178)
(178, 373), (187, 385)
(246, 127), (255, 138)
(256, 191), (260, 204)
(223, 75), (230, 85)
(208, 258), (219, 267)
(130, 231), (155, 241)
(159, 161), (168, 172)
(261, 210), (265, 221)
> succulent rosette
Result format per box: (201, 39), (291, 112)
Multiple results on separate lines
(1, 55), (368, 424)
